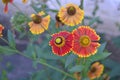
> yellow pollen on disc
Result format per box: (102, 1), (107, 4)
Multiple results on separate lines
(55, 37), (62, 44)
(80, 36), (91, 47)
(55, 36), (65, 47)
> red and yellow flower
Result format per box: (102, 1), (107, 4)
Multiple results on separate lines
(2, 0), (13, 13)
(58, 3), (84, 26)
(88, 62), (104, 80)
(28, 11), (50, 35)
(49, 31), (73, 56)
(0, 24), (4, 37)
(72, 26), (100, 57)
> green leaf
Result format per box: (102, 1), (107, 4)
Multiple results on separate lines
(0, 46), (17, 55)
(48, 9), (58, 13)
(35, 45), (63, 60)
(97, 42), (107, 54)
(10, 12), (30, 33)
(88, 17), (99, 26)
(32, 60), (38, 69)
(89, 52), (111, 62)
(31, 70), (48, 80)
(7, 30), (16, 48)
(92, 5), (99, 16)
(24, 43), (36, 59)
(65, 54), (77, 68)
(69, 65), (84, 72)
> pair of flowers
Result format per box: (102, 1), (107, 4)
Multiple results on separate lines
(49, 26), (100, 57)
(28, 3), (84, 35)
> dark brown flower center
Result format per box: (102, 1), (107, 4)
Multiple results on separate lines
(55, 14), (61, 22)
(32, 15), (42, 24)
(91, 67), (97, 73)
(67, 6), (76, 15)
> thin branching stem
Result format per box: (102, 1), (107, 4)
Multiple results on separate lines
(79, 0), (84, 25)
(1, 37), (75, 79)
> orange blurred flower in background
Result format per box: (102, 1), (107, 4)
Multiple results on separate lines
(88, 62), (104, 80)
(72, 26), (100, 57)
(49, 31), (73, 56)
(22, 0), (28, 4)
(2, 0), (13, 13)
(74, 72), (81, 80)
(58, 3), (84, 26)
(28, 11), (50, 35)
(0, 24), (4, 37)
(55, 13), (64, 28)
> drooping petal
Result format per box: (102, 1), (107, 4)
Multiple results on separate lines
(4, 3), (8, 13)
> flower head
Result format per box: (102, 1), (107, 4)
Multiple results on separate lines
(0, 24), (4, 37)
(2, 0), (13, 13)
(28, 11), (50, 35)
(58, 3), (84, 26)
(49, 31), (73, 56)
(88, 62), (104, 80)
(72, 26), (100, 57)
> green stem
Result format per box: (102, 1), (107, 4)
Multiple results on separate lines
(16, 50), (74, 78)
(79, 0), (84, 25)
(0, 38), (74, 79)
(38, 60), (75, 79)
(79, 0), (84, 10)
(62, 75), (67, 80)
(17, 50), (75, 79)
(0, 37), (9, 44)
